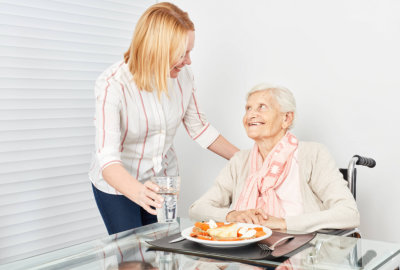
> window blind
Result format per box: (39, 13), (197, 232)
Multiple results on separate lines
(0, 0), (154, 263)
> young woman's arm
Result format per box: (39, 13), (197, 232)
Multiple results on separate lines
(208, 135), (239, 160)
(102, 164), (163, 215)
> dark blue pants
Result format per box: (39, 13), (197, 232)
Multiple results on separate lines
(92, 184), (157, 235)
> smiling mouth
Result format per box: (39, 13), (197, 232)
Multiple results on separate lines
(248, 122), (264, 126)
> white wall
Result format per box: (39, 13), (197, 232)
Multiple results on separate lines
(172, 0), (400, 243)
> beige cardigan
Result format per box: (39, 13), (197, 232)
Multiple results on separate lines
(189, 142), (360, 232)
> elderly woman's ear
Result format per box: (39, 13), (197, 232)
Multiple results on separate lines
(282, 112), (294, 129)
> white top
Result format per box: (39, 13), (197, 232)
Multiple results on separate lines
(89, 61), (220, 194)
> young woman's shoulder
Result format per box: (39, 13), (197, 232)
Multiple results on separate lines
(96, 61), (125, 82)
(94, 61), (127, 98)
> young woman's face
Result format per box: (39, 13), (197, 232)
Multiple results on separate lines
(170, 31), (195, 78)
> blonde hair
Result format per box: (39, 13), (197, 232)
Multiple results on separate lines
(124, 2), (194, 95)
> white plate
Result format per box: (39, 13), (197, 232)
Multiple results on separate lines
(181, 223), (272, 248)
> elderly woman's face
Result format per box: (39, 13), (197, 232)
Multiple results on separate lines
(243, 90), (287, 142)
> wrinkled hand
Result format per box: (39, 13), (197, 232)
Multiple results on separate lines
(134, 180), (164, 215)
(226, 208), (268, 224)
(261, 215), (287, 230)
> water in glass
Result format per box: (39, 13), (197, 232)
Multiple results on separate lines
(152, 176), (180, 223)
(157, 188), (178, 223)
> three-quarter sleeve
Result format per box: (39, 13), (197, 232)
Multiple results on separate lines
(94, 76), (123, 170)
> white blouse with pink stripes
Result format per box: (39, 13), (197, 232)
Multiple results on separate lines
(89, 61), (220, 194)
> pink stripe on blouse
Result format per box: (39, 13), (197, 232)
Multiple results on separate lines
(136, 89), (149, 179)
(90, 63), (219, 194)
(119, 82), (128, 152)
(193, 123), (210, 140)
(177, 79), (185, 119)
(192, 91), (205, 126)
(177, 79), (192, 137)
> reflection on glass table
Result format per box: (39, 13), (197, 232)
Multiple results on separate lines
(1, 217), (400, 270)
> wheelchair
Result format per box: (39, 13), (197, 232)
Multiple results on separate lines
(313, 156), (383, 269)
(318, 155), (376, 238)
(339, 155), (376, 201)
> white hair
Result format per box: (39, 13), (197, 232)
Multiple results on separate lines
(246, 83), (296, 129)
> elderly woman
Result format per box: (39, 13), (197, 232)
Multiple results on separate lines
(189, 84), (360, 232)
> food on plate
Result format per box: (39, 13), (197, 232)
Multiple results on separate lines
(208, 223), (239, 238)
(190, 220), (267, 241)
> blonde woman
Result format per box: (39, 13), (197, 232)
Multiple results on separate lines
(89, 2), (239, 234)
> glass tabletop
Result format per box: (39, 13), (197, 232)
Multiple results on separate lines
(1, 217), (400, 270)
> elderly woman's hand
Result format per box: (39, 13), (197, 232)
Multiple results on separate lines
(226, 208), (268, 224)
(261, 215), (287, 230)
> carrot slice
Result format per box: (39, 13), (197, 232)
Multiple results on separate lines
(194, 222), (210, 231)
(255, 231), (266, 238)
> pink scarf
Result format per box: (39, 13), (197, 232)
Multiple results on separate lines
(234, 132), (298, 217)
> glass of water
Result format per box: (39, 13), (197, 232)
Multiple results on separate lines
(151, 176), (180, 223)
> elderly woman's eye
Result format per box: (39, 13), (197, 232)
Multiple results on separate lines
(260, 104), (267, 110)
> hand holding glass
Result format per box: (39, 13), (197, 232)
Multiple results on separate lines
(151, 176), (180, 223)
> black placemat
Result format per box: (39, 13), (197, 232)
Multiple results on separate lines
(147, 231), (316, 264)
